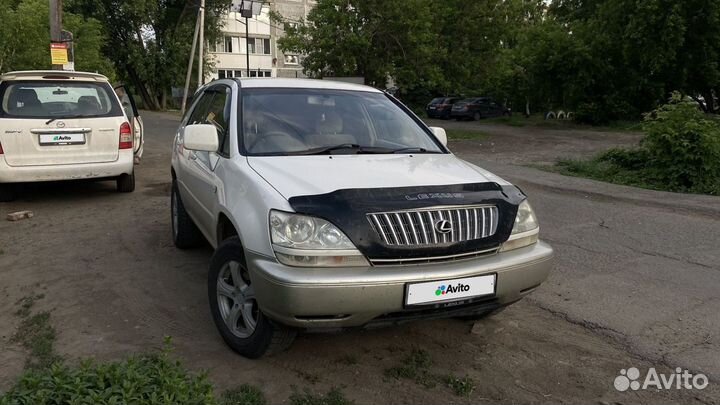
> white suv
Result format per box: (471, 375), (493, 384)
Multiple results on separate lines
(171, 78), (553, 358)
(0, 70), (144, 201)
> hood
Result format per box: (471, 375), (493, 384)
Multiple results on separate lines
(247, 153), (509, 199)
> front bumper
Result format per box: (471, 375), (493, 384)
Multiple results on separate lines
(0, 151), (133, 183)
(248, 241), (553, 329)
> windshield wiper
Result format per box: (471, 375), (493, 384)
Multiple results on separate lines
(390, 147), (440, 154)
(46, 114), (88, 125)
(290, 144), (394, 155)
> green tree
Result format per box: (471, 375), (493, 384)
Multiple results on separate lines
(0, 0), (112, 76)
(67, 0), (231, 110)
(273, 0), (443, 102)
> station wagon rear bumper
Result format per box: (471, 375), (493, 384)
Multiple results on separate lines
(248, 241), (553, 329)
(0, 150), (133, 183)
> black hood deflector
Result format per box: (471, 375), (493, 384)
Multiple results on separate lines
(288, 183), (526, 260)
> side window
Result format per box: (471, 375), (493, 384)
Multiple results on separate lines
(187, 92), (213, 125)
(204, 86), (232, 156)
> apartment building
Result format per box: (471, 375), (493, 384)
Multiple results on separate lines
(208, 0), (315, 80)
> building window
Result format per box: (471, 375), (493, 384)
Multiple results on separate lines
(224, 36), (233, 53)
(284, 54), (299, 65)
(263, 38), (271, 55)
(246, 38), (255, 54)
(248, 70), (272, 78)
(216, 69), (272, 79)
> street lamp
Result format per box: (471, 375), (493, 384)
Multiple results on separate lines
(231, 1), (264, 77)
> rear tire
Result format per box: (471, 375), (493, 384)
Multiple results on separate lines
(0, 184), (17, 202)
(209, 237), (296, 358)
(116, 172), (135, 192)
(171, 181), (204, 249)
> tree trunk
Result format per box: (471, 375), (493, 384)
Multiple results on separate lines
(525, 96), (530, 117)
(126, 65), (161, 111)
(701, 89), (715, 113)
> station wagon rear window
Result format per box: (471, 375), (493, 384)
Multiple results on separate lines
(0, 81), (123, 119)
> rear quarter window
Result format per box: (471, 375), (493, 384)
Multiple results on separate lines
(0, 80), (123, 119)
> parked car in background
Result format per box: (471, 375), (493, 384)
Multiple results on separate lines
(0, 71), (143, 201)
(426, 97), (460, 119)
(171, 78), (553, 358)
(451, 97), (511, 121)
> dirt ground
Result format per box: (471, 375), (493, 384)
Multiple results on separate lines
(425, 117), (643, 165)
(1, 112), (717, 404)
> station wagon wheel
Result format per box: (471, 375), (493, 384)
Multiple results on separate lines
(216, 261), (258, 338)
(473, 111), (482, 121)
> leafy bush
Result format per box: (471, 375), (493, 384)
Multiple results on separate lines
(639, 94), (720, 193)
(559, 93), (720, 195)
(0, 352), (215, 405)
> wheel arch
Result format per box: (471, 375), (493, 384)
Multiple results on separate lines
(217, 211), (240, 245)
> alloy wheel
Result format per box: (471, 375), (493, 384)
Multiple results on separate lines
(216, 261), (258, 338)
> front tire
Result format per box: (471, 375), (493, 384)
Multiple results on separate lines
(171, 181), (204, 249)
(473, 111), (482, 121)
(0, 184), (17, 202)
(117, 171), (135, 192)
(208, 237), (296, 358)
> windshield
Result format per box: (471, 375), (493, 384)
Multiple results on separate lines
(241, 89), (444, 155)
(0, 80), (123, 119)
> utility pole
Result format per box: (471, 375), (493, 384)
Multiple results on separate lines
(181, 11), (201, 116)
(49, 0), (63, 70)
(198, 0), (206, 87)
(245, 16), (250, 77)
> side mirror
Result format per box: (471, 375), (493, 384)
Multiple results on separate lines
(183, 124), (219, 152)
(429, 126), (447, 147)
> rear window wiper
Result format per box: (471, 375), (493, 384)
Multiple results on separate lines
(290, 144), (394, 155)
(45, 114), (88, 125)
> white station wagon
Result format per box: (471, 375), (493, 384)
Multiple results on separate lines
(171, 78), (554, 358)
(0, 70), (143, 201)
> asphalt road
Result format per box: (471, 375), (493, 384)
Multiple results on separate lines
(1, 111), (718, 404)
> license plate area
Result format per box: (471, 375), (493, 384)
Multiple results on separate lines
(404, 274), (496, 307)
(39, 133), (86, 146)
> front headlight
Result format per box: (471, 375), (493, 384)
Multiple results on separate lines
(500, 200), (539, 252)
(269, 210), (369, 267)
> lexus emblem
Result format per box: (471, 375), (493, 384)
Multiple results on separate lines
(434, 219), (453, 234)
(56, 121), (65, 128)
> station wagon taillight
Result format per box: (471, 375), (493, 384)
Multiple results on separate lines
(119, 122), (133, 149)
(0, 141), (4, 154)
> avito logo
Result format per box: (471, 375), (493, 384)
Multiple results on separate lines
(435, 283), (470, 296)
(53, 135), (72, 141)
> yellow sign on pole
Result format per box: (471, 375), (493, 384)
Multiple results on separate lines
(50, 43), (68, 65)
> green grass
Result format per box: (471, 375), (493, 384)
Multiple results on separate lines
(11, 294), (59, 371)
(443, 375), (475, 397)
(550, 157), (671, 192)
(445, 128), (490, 140)
(0, 353), (216, 405)
(483, 114), (642, 132)
(221, 384), (267, 405)
(289, 388), (354, 405)
(384, 349), (475, 396)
